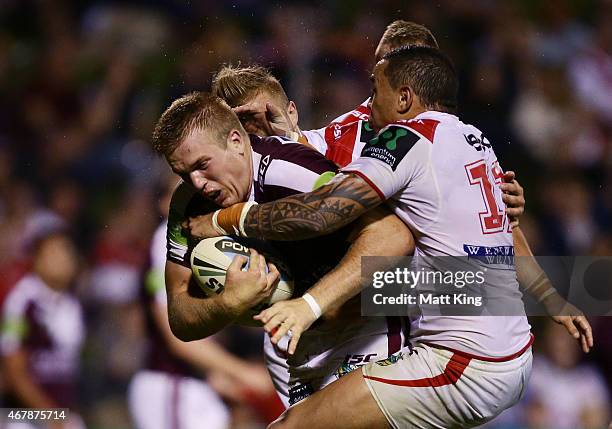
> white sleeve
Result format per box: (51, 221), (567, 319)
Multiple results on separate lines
(301, 128), (328, 155)
(341, 124), (427, 199)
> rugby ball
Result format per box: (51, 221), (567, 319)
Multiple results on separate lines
(190, 236), (294, 326)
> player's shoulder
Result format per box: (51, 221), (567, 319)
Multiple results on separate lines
(2, 275), (44, 316)
(329, 99), (371, 125)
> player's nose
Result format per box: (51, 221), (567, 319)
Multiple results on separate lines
(189, 171), (207, 191)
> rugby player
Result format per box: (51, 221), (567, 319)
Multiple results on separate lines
(187, 47), (592, 428)
(128, 176), (276, 429)
(211, 24), (591, 356)
(0, 231), (86, 428)
(151, 92), (414, 407)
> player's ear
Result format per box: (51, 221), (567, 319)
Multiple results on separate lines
(397, 85), (412, 114)
(287, 100), (299, 130)
(227, 129), (245, 154)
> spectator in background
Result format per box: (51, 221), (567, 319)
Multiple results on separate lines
(524, 320), (610, 429)
(569, 5), (612, 125)
(0, 230), (85, 428)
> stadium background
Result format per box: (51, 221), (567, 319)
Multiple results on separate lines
(0, 0), (611, 427)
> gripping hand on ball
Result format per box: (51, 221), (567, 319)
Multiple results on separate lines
(220, 249), (280, 316)
(253, 297), (318, 355)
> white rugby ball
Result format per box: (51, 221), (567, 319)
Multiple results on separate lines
(190, 236), (294, 326)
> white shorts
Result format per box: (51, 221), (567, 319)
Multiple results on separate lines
(264, 316), (409, 407)
(363, 342), (533, 429)
(128, 370), (230, 429)
(263, 333), (292, 407)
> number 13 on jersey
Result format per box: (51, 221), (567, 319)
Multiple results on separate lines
(465, 159), (509, 234)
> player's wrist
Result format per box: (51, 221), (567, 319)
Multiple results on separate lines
(302, 293), (322, 320)
(213, 202), (257, 237)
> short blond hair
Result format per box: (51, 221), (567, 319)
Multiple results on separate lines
(212, 64), (289, 108)
(151, 92), (243, 157)
(380, 20), (438, 50)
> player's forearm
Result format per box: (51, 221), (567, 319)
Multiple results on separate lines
(165, 261), (243, 341)
(514, 226), (559, 302)
(243, 174), (382, 240)
(167, 291), (237, 341)
(307, 210), (414, 315)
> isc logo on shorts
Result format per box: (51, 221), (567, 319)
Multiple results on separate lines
(343, 353), (377, 365)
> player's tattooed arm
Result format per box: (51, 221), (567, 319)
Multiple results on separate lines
(244, 173), (383, 241)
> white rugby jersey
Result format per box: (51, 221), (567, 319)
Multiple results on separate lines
(343, 111), (532, 358)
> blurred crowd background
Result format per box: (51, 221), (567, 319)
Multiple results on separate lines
(0, 0), (611, 428)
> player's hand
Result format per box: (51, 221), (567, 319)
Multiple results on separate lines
(542, 292), (593, 353)
(254, 297), (318, 355)
(221, 249), (280, 314)
(233, 102), (293, 137)
(183, 213), (219, 239)
(500, 171), (525, 228)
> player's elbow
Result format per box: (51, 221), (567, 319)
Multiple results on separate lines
(373, 215), (415, 256)
(167, 309), (204, 342)
(387, 222), (415, 256)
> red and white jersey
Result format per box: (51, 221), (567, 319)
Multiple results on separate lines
(303, 99), (372, 167)
(343, 111), (531, 358)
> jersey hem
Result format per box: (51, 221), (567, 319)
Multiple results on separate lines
(420, 332), (534, 363)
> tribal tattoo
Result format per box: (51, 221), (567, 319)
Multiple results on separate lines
(244, 173), (383, 240)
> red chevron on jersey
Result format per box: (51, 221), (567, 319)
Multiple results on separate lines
(396, 118), (440, 143)
(322, 102), (372, 167)
(324, 122), (360, 167)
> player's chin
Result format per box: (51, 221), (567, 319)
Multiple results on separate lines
(219, 193), (239, 208)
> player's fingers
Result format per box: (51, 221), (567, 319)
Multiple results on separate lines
(506, 208), (524, 220)
(581, 334), (589, 353)
(228, 255), (248, 271)
(266, 263), (280, 287)
(266, 102), (284, 119)
(271, 320), (291, 344)
(247, 249), (260, 273)
(264, 314), (286, 334)
(288, 330), (302, 355)
(503, 171), (516, 183)
(233, 102), (265, 115)
(502, 194), (524, 207)
(564, 318), (580, 339)
(577, 316), (593, 347)
(254, 304), (278, 323)
(242, 120), (261, 135)
(258, 252), (267, 278)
